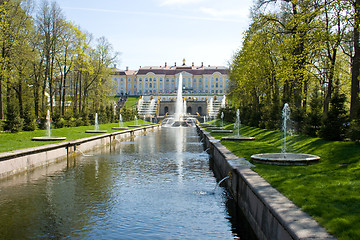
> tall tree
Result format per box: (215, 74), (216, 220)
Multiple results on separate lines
(36, 0), (65, 114)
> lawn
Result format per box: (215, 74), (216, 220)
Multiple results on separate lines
(0, 119), (150, 153)
(124, 96), (140, 108)
(202, 121), (360, 240)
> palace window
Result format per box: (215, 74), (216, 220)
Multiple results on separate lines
(149, 83), (152, 88)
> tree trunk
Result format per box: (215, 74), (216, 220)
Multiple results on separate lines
(61, 75), (66, 115)
(351, 0), (360, 119)
(0, 74), (3, 120)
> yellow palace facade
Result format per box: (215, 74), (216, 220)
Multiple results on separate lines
(112, 60), (229, 96)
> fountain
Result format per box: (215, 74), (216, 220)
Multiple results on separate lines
(221, 112), (224, 127)
(221, 109), (255, 141)
(208, 97), (214, 120)
(221, 95), (226, 108)
(128, 115), (141, 127)
(162, 73), (197, 127)
(32, 110), (66, 141)
(112, 114), (129, 130)
(251, 103), (320, 165)
(86, 113), (107, 133)
(174, 73), (184, 122)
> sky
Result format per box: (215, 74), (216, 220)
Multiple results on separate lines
(47, 0), (254, 70)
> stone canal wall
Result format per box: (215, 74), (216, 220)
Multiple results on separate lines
(197, 125), (335, 240)
(0, 125), (160, 179)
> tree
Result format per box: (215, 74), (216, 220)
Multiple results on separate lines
(36, 0), (65, 113)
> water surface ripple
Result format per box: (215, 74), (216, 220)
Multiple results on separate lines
(0, 127), (256, 239)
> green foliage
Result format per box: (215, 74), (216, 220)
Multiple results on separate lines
(120, 106), (138, 121)
(5, 103), (23, 133)
(0, 120), (4, 131)
(260, 101), (281, 130)
(22, 104), (36, 131)
(229, 1), (354, 143)
(81, 110), (90, 126)
(217, 107), (236, 122)
(319, 87), (348, 141)
(347, 119), (360, 141)
(304, 88), (323, 137)
(106, 104), (114, 123)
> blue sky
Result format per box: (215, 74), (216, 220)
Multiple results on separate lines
(52, 0), (254, 70)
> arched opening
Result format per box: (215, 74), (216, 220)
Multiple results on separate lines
(164, 106), (169, 114)
(198, 106), (202, 115)
(187, 106), (192, 114)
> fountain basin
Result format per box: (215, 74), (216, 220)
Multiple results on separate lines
(207, 126), (224, 130)
(211, 130), (233, 133)
(221, 136), (255, 141)
(201, 124), (215, 127)
(112, 127), (129, 130)
(85, 130), (108, 133)
(251, 153), (320, 166)
(32, 136), (66, 141)
(127, 125), (142, 127)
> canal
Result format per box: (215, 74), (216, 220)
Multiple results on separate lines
(0, 127), (256, 239)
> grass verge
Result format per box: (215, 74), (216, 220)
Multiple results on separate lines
(124, 96), (140, 108)
(0, 119), (150, 153)
(202, 122), (360, 240)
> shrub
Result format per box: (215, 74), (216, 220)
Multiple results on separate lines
(347, 119), (360, 141)
(318, 86), (348, 141)
(304, 88), (322, 137)
(54, 118), (66, 128)
(5, 103), (23, 133)
(23, 104), (36, 131)
(120, 106), (138, 121)
(217, 107), (236, 123)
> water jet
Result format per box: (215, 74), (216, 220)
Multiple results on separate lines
(251, 103), (319, 165)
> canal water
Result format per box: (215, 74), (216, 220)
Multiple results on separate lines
(0, 127), (256, 239)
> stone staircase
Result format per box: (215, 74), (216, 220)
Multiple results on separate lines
(138, 99), (158, 118)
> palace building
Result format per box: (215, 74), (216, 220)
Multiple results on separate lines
(112, 60), (229, 96)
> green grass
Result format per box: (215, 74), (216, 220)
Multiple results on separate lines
(124, 96), (140, 108)
(0, 119), (150, 153)
(202, 122), (360, 240)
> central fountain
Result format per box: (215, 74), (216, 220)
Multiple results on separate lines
(251, 103), (320, 165)
(161, 73), (197, 127)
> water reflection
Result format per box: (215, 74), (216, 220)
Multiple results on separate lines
(0, 127), (257, 239)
